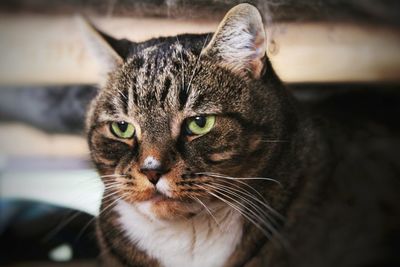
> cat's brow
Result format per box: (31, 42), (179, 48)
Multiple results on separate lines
(97, 111), (131, 124)
(184, 94), (223, 114)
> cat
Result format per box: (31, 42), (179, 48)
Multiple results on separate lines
(81, 3), (400, 267)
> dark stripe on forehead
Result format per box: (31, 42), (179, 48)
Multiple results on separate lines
(121, 87), (129, 115)
(144, 91), (157, 107)
(172, 59), (182, 72)
(181, 51), (189, 63)
(145, 61), (152, 77)
(131, 77), (138, 105)
(160, 76), (171, 107)
(179, 84), (189, 110)
(103, 101), (119, 116)
(132, 56), (144, 69)
(191, 94), (205, 110)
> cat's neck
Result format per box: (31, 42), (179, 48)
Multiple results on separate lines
(114, 199), (243, 267)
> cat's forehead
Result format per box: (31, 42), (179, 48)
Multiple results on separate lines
(122, 43), (200, 112)
(96, 37), (249, 129)
(98, 46), (199, 116)
(137, 41), (193, 61)
(126, 41), (198, 88)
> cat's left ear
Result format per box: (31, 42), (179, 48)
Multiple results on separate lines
(77, 16), (132, 85)
(202, 4), (267, 79)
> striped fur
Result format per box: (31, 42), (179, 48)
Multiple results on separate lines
(86, 4), (302, 267)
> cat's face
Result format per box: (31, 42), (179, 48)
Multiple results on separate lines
(86, 4), (289, 220)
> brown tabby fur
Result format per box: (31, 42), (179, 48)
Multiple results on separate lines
(85, 4), (400, 267)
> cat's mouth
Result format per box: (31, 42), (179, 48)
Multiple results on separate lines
(149, 192), (172, 202)
(143, 189), (184, 206)
(135, 191), (201, 220)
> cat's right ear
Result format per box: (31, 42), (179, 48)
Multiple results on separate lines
(76, 16), (130, 85)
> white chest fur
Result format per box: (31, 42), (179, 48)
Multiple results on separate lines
(115, 200), (243, 267)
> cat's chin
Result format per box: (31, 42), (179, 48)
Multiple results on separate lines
(134, 195), (201, 221)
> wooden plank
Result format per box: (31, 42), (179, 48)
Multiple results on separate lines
(0, 123), (100, 216)
(267, 23), (400, 83)
(0, 123), (87, 156)
(0, 16), (217, 85)
(0, 15), (399, 85)
(0, 168), (102, 216)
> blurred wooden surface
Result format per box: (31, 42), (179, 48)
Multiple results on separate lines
(0, 123), (87, 156)
(0, 16), (399, 85)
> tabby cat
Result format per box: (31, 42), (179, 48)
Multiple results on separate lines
(83, 4), (400, 267)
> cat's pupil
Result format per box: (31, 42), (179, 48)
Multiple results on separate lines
(194, 116), (206, 128)
(117, 121), (128, 132)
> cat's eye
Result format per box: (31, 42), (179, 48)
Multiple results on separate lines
(110, 121), (135, 139)
(185, 115), (216, 136)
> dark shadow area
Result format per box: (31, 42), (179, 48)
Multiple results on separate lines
(0, 200), (99, 266)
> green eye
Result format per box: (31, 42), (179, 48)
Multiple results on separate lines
(110, 121), (135, 139)
(186, 115), (216, 136)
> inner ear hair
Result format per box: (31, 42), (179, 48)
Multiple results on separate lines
(202, 3), (267, 79)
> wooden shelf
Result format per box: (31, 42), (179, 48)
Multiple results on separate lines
(0, 16), (399, 85)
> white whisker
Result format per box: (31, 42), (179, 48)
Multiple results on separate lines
(102, 189), (122, 200)
(100, 174), (127, 178)
(205, 183), (283, 239)
(117, 89), (127, 100)
(197, 172), (269, 203)
(191, 195), (222, 231)
(210, 181), (284, 224)
(201, 182), (289, 249)
(204, 183), (273, 226)
(98, 193), (128, 217)
(103, 184), (123, 191)
(42, 211), (82, 242)
(196, 184), (274, 240)
(198, 172), (282, 186)
(211, 179), (285, 221)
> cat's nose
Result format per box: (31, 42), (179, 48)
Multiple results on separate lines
(139, 155), (170, 185)
(140, 167), (165, 185)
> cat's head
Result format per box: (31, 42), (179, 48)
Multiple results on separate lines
(84, 4), (295, 220)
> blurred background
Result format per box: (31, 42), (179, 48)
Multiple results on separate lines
(0, 0), (399, 266)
